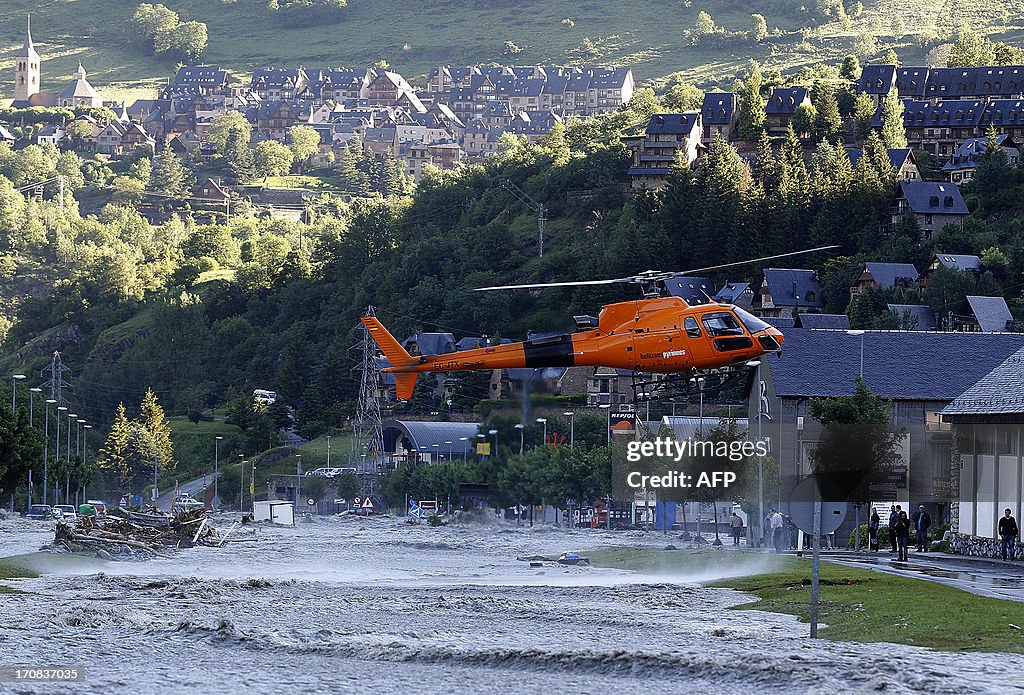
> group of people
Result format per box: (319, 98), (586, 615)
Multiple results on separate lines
(867, 504), (931, 561)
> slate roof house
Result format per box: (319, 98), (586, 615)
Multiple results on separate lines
(793, 313), (850, 330)
(625, 112), (703, 189)
(920, 253), (982, 289)
(897, 99), (986, 161)
(765, 87), (811, 135)
(847, 147), (920, 180)
(173, 66), (231, 95)
(754, 268), (824, 317)
(942, 347), (1024, 553)
(749, 330), (1024, 541)
(857, 64), (897, 107)
(887, 304), (938, 330)
(714, 281), (753, 308)
(662, 276), (714, 304)
(961, 295), (1014, 333)
(889, 181), (968, 237)
(701, 92), (738, 144)
(850, 262), (920, 296)
(943, 134), (1019, 185)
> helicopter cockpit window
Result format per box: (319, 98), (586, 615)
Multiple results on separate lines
(701, 312), (744, 337)
(684, 316), (701, 338)
(733, 307), (773, 334)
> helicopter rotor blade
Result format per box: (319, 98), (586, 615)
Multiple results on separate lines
(671, 246), (840, 277)
(474, 278), (631, 291)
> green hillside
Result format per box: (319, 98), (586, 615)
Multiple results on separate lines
(2, 0), (1024, 102)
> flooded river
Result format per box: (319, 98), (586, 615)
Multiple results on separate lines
(1, 515), (1022, 694)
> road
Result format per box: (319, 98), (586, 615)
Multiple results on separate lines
(154, 472), (220, 510)
(829, 550), (1024, 602)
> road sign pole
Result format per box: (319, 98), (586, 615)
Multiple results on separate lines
(810, 493), (822, 638)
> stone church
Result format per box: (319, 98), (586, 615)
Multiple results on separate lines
(11, 16), (103, 109)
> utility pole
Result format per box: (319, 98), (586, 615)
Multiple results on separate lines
(501, 180), (547, 257)
(40, 351), (72, 405)
(351, 306), (386, 474)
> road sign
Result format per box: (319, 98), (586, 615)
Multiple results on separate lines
(360, 497), (375, 510)
(788, 477), (847, 535)
(353, 496), (362, 506)
(409, 500), (425, 519)
(334, 498), (346, 505)
(306, 498), (316, 506)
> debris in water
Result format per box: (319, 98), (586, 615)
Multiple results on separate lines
(48, 507), (219, 560)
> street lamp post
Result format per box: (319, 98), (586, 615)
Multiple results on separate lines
(56, 406), (66, 504)
(847, 330), (866, 378)
(65, 412), (77, 505)
(29, 387), (41, 427)
(488, 429), (498, 456)
(11, 374), (25, 411)
(747, 360), (765, 549)
(476, 433), (485, 461)
(214, 436), (223, 509)
(459, 437), (468, 462)
(445, 440), (453, 462)
(846, 329), (867, 551)
(82, 424), (92, 502)
(536, 418), (547, 446)
(239, 453), (244, 511)
(44, 400), (54, 505)
(562, 412), (575, 447)
(295, 453), (302, 504)
(75, 418), (84, 505)
(326, 435), (331, 468)
(250, 460), (257, 514)
(599, 403), (611, 444)
(514, 424), (524, 454)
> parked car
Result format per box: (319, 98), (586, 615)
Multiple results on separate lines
(53, 505), (77, 522)
(86, 500), (108, 518)
(25, 504), (53, 520)
(173, 495), (205, 513)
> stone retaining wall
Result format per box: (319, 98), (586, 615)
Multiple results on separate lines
(950, 532), (1022, 559)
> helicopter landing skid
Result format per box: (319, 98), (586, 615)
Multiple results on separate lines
(628, 365), (753, 403)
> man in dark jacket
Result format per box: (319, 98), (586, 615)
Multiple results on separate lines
(888, 505), (899, 552)
(914, 505), (932, 552)
(999, 508), (1019, 561)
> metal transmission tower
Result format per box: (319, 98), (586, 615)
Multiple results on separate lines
(351, 306), (387, 474)
(40, 351), (72, 404)
(502, 180), (547, 257)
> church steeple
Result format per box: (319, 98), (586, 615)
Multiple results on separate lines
(22, 14), (39, 60)
(14, 14), (41, 103)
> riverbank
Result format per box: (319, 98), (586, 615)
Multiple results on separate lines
(588, 547), (1024, 653)
(0, 556), (38, 593)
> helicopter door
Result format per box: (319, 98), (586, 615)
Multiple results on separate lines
(680, 315), (711, 365)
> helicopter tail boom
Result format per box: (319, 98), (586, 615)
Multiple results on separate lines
(361, 315), (421, 400)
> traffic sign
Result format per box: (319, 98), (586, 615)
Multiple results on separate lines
(353, 496), (362, 506)
(306, 498), (316, 506)
(788, 476), (847, 535)
(334, 498), (346, 505)
(361, 497), (375, 510)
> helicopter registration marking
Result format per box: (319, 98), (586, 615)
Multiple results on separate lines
(663, 350), (686, 358)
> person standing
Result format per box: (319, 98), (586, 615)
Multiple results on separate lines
(888, 504), (899, 553)
(999, 508), (1019, 561)
(894, 511), (911, 561)
(914, 505), (932, 552)
(770, 509), (785, 553)
(868, 508), (880, 552)
(730, 512), (743, 546)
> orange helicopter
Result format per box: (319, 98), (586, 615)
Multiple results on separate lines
(362, 247), (837, 401)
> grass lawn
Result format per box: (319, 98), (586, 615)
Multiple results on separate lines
(0, 557), (38, 594)
(588, 548), (1024, 653)
(5, 0), (1024, 98)
(262, 175), (342, 191)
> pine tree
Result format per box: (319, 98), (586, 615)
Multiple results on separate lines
(139, 388), (175, 474)
(100, 402), (132, 489)
(880, 87), (907, 149)
(737, 62), (766, 141)
(148, 152), (187, 198)
(223, 125), (255, 185)
(812, 84), (843, 143)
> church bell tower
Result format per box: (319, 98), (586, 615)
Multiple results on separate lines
(14, 15), (41, 104)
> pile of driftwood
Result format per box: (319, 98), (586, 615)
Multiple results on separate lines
(51, 507), (220, 561)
